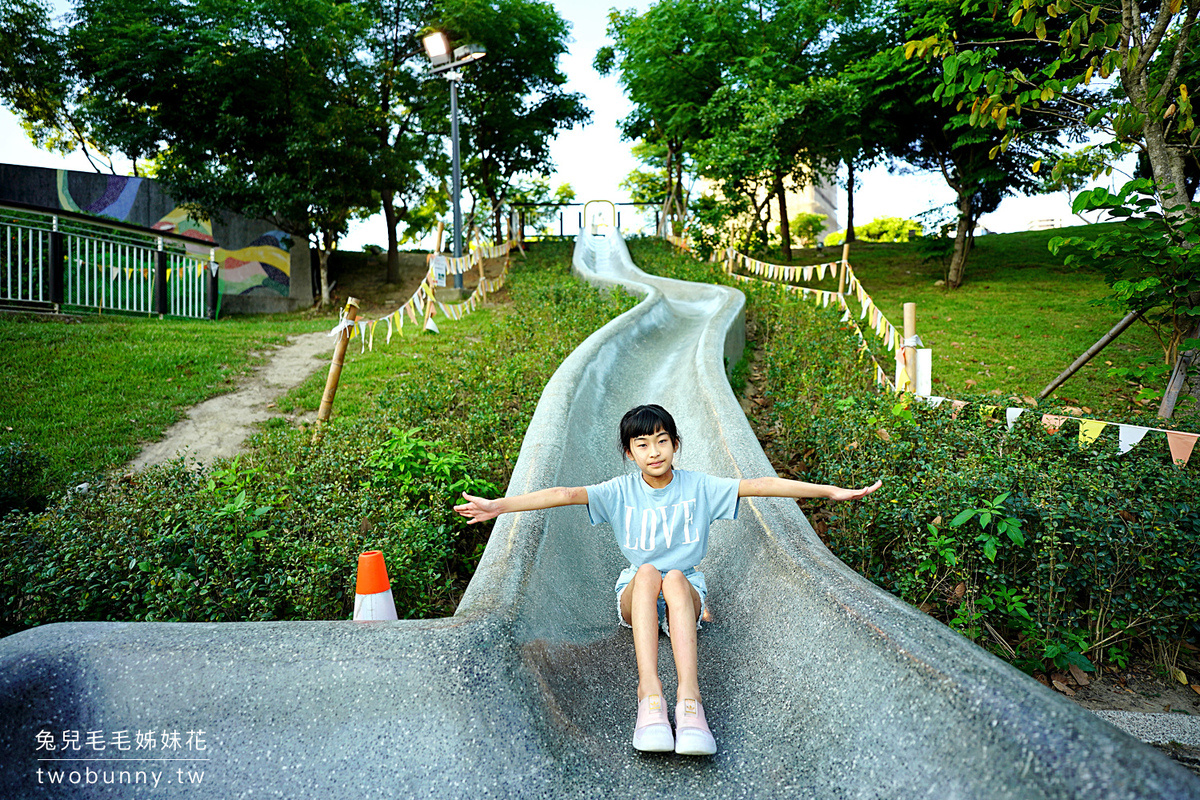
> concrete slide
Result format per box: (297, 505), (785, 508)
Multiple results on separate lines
(1, 230), (1196, 799)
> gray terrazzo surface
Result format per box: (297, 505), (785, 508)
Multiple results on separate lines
(1, 230), (1198, 798)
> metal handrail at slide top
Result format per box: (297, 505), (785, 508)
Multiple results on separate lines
(0, 200), (218, 320)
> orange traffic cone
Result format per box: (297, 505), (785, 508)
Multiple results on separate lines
(353, 550), (398, 621)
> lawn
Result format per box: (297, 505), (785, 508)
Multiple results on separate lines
(0, 310), (327, 494)
(733, 225), (1190, 426)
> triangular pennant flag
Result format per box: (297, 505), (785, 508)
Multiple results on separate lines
(1117, 424), (1150, 454)
(1006, 408), (1025, 430)
(368, 320), (378, 351)
(1041, 414), (1067, 434)
(423, 315), (440, 334)
(385, 316), (394, 345)
(925, 396), (947, 408)
(1078, 420), (1108, 447)
(1166, 431), (1199, 466)
(980, 405), (998, 422)
(405, 301), (418, 325)
(818, 263), (827, 280)
(950, 399), (968, 419)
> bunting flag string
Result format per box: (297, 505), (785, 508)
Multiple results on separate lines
(327, 252), (511, 353)
(728, 255), (902, 392)
(912, 396), (1199, 466)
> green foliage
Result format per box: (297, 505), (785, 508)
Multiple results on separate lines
(908, 0), (1198, 232)
(0, 439), (50, 514)
(439, 0), (590, 230)
(763, 297), (1199, 674)
(505, 176), (575, 235)
(1050, 178), (1200, 367)
(0, 0), (116, 170)
(788, 213), (828, 247)
(365, 427), (498, 503)
(828, 216), (924, 245)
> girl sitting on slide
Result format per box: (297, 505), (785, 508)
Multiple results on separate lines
(454, 404), (881, 756)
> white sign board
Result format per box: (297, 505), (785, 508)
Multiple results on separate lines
(431, 256), (448, 287)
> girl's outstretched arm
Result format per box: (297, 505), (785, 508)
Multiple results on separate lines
(739, 477), (882, 502)
(454, 486), (589, 524)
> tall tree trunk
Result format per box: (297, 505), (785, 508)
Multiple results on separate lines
(318, 228), (334, 307)
(382, 192), (400, 284)
(493, 200), (502, 245)
(660, 145), (675, 237)
(846, 159), (856, 243)
(775, 172), (791, 261)
(947, 191), (974, 289)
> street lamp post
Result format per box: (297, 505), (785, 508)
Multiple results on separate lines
(423, 33), (486, 291)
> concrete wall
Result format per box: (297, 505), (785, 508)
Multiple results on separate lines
(0, 163), (312, 313)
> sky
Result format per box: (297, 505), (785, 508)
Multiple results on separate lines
(1, 0), (1124, 248)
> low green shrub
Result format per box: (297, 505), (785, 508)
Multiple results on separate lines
(0, 439), (51, 514)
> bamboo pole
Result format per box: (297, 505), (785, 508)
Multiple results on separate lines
(312, 297), (360, 443)
(839, 242), (849, 295)
(1037, 310), (1142, 400)
(902, 302), (917, 392)
(1158, 319), (1200, 419)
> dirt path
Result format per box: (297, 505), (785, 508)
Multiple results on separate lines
(130, 331), (333, 469)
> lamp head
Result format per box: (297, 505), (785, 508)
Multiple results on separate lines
(453, 43), (487, 62)
(423, 32), (451, 65)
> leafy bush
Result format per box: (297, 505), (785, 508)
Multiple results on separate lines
(787, 212), (828, 247)
(631, 238), (1200, 674)
(1050, 178), (1200, 412)
(0, 439), (51, 514)
(827, 217), (925, 246)
(757, 291), (1200, 674)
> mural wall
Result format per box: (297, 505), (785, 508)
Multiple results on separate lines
(0, 164), (311, 312)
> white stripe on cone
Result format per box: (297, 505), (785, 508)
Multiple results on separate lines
(353, 588), (398, 621)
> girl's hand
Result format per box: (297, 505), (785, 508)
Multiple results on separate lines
(454, 493), (501, 523)
(828, 480), (883, 502)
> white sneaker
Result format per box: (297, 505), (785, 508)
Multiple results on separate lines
(632, 694), (674, 752)
(674, 698), (716, 755)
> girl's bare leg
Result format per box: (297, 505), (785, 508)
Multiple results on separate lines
(661, 569), (702, 703)
(621, 563), (666, 701)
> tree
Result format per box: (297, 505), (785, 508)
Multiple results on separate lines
(361, 0), (451, 284)
(599, 0), (874, 252)
(595, 0), (728, 237)
(0, 0), (115, 172)
(909, 0), (1198, 221)
(433, 0), (589, 244)
(846, 0), (1063, 287)
(910, 0), (1199, 410)
(696, 78), (853, 258)
(504, 175), (574, 236)
(71, 0), (385, 306)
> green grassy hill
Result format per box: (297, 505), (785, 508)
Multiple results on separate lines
(749, 225), (1184, 424)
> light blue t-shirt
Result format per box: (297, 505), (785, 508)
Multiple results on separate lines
(586, 469), (741, 572)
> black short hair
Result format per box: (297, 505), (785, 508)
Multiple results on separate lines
(619, 404), (680, 455)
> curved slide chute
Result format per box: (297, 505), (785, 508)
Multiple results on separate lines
(0, 230), (1195, 799)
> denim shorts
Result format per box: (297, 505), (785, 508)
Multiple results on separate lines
(614, 566), (707, 635)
